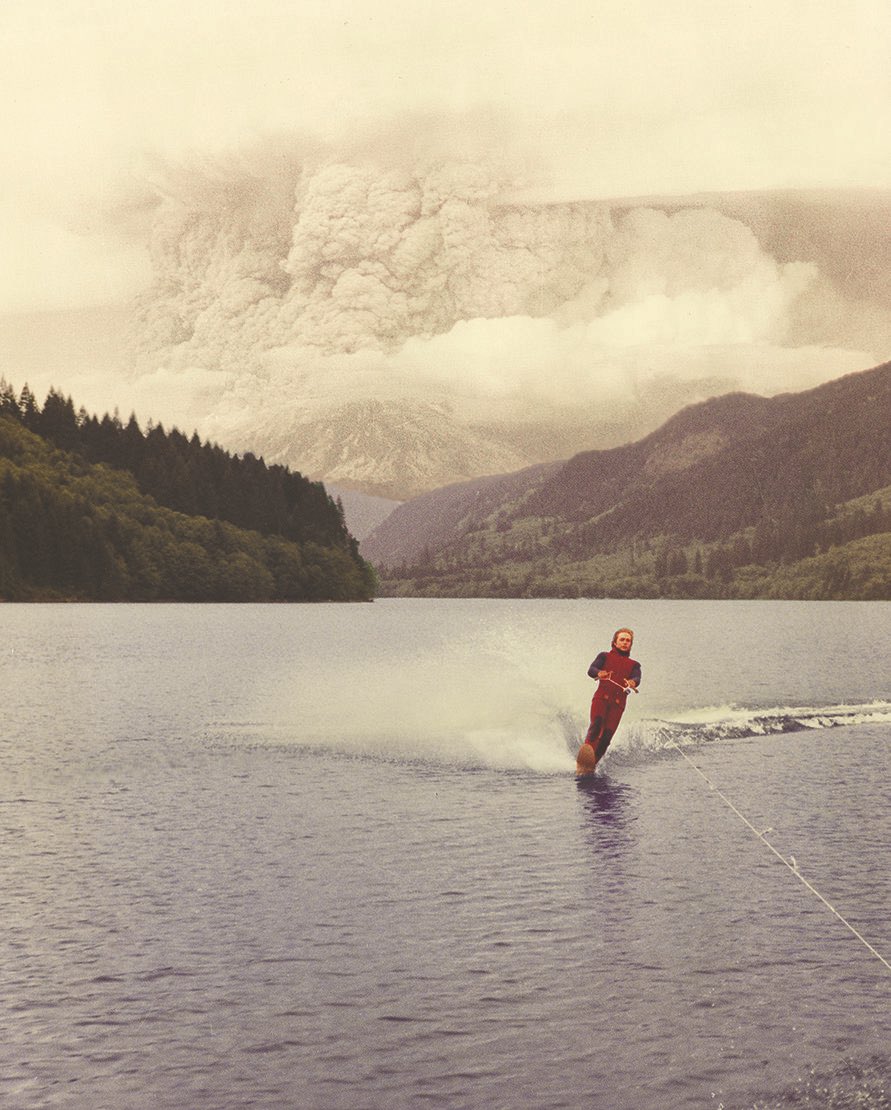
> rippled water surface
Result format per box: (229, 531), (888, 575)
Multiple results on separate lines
(2, 599), (889, 1108)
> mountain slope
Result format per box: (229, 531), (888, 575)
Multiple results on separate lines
(538, 361), (891, 548)
(365, 361), (891, 600)
(523, 391), (782, 523)
(362, 390), (781, 565)
(361, 460), (560, 566)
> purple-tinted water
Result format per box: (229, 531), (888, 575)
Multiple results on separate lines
(1, 600), (889, 1108)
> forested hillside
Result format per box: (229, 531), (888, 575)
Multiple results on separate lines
(0, 382), (376, 602)
(367, 362), (891, 600)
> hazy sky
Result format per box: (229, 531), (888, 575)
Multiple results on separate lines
(3, 0), (889, 314)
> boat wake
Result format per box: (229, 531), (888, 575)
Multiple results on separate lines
(618, 700), (891, 760)
(210, 700), (891, 777)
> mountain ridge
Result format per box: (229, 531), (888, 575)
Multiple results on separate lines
(363, 361), (891, 600)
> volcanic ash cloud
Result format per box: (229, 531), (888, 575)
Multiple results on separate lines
(126, 142), (879, 490)
(134, 151), (615, 371)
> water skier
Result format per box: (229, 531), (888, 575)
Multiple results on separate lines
(581, 628), (641, 768)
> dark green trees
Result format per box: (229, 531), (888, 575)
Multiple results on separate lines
(0, 380), (375, 602)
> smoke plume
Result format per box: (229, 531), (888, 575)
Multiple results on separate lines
(120, 130), (886, 491)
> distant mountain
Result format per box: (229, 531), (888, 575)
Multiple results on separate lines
(248, 395), (692, 504)
(364, 361), (891, 600)
(244, 382), (726, 502)
(361, 391), (780, 565)
(252, 398), (534, 501)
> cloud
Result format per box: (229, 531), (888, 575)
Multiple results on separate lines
(130, 133), (612, 371)
(129, 145), (876, 421)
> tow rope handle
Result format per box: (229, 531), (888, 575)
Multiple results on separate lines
(601, 673), (639, 695)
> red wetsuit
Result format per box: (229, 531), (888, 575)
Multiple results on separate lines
(584, 648), (640, 760)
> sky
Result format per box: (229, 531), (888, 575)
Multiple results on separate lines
(3, 0), (890, 315)
(1, 0), (889, 500)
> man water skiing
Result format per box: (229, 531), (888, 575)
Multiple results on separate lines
(578, 627), (641, 772)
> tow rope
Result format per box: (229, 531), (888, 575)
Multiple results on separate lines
(669, 739), (891, 974)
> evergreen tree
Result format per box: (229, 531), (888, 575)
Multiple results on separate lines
(19, 385), (39, 429)
(0, 378), (19, 419)
(37, 389), (79, 450)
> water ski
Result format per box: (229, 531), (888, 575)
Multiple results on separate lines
(575, 742), (598, 776)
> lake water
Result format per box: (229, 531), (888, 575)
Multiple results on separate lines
(2, 598), (890, 1109)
